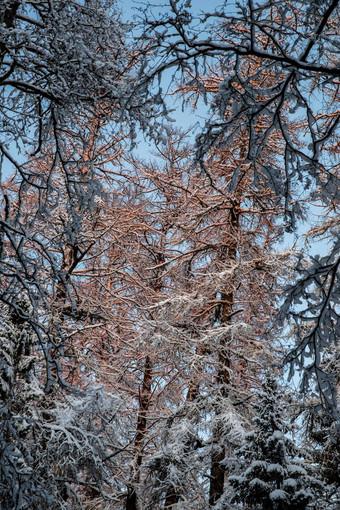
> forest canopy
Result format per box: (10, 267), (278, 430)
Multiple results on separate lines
(0, 0), (339, 508)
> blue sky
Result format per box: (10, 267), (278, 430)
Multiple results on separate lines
(119, 0), (217, 21)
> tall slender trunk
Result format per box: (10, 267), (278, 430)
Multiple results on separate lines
(125, 231), (166, 510)
(209, 202), (239, 506)
(126, 355), (153, 510)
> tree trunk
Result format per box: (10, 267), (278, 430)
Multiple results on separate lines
(126, 355), (152, 510)
(209, 202), (239, 506)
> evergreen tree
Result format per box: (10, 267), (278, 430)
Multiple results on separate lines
(0, 294), (48, 509)
(302, 344), (340, 508)
(0, 294), (125, 509)
(228, 375), (324, 509)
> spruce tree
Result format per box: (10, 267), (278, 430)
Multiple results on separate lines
(228, 374), (323, 509)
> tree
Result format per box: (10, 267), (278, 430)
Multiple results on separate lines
(1, 1), (338, 507)
(0, 0), (143, 155)
(0, 293), (46, 509)
(0, 0), (147, 391)
(0, 292), (128, 509)
(43, 125), (288, 509)
(228, 374), (324, 510)
(109, 131), (291, 508)
(299, 342), (340, 508)
(134, 0), (340, 426)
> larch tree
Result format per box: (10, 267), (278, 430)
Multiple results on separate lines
(0, 1), (338, 508)
(58, 126), (291, 508)
(113, 129), (292, 508)
(0, 0), (148, 391)
(0, 111), (128, 391)
(134, 0), (340, 427)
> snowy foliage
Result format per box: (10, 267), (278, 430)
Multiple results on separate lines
(228, 375), (324, 509)
(0, 296), (46, 509)
(0, 296), (126, 509)
(0, 1), (339, 508)
(139, 0), (339, 213)
(136, 0), (340, 423)
(0, 0), (147, 391)
(0, 0), (132, 148)
(282, 239), (340, 428)
(301, 343), (340, 508)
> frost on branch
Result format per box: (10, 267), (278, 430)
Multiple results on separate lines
(282, 236), (340, 428)
(0, 0), (140, 389)
(138, 0), (339, 219)
(0, 0), (132, 142)
(0, 294), (47, 509)
(136, 0), (340, 426)
(0, 292), (127, 509)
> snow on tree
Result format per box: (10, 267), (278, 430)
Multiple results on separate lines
(317, 344), (340, 490)
(0, 294), (48, 509)
(227, 374), (324, 510)
(138, 0), (338, 204)
(299, 342), (340, 509)
(0, 0), (143, 151)
(134, 0), (340, 425)
(281, 226), (340, 431)
(53, 130), (292, 509)
(0, 293), (127, 509)
(0, 2), (339, 507)
(126, 134), (293, 508)
(0, 0), (147, 391)
(144, 411), (206, 509)
(30, 388), (127, 509)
